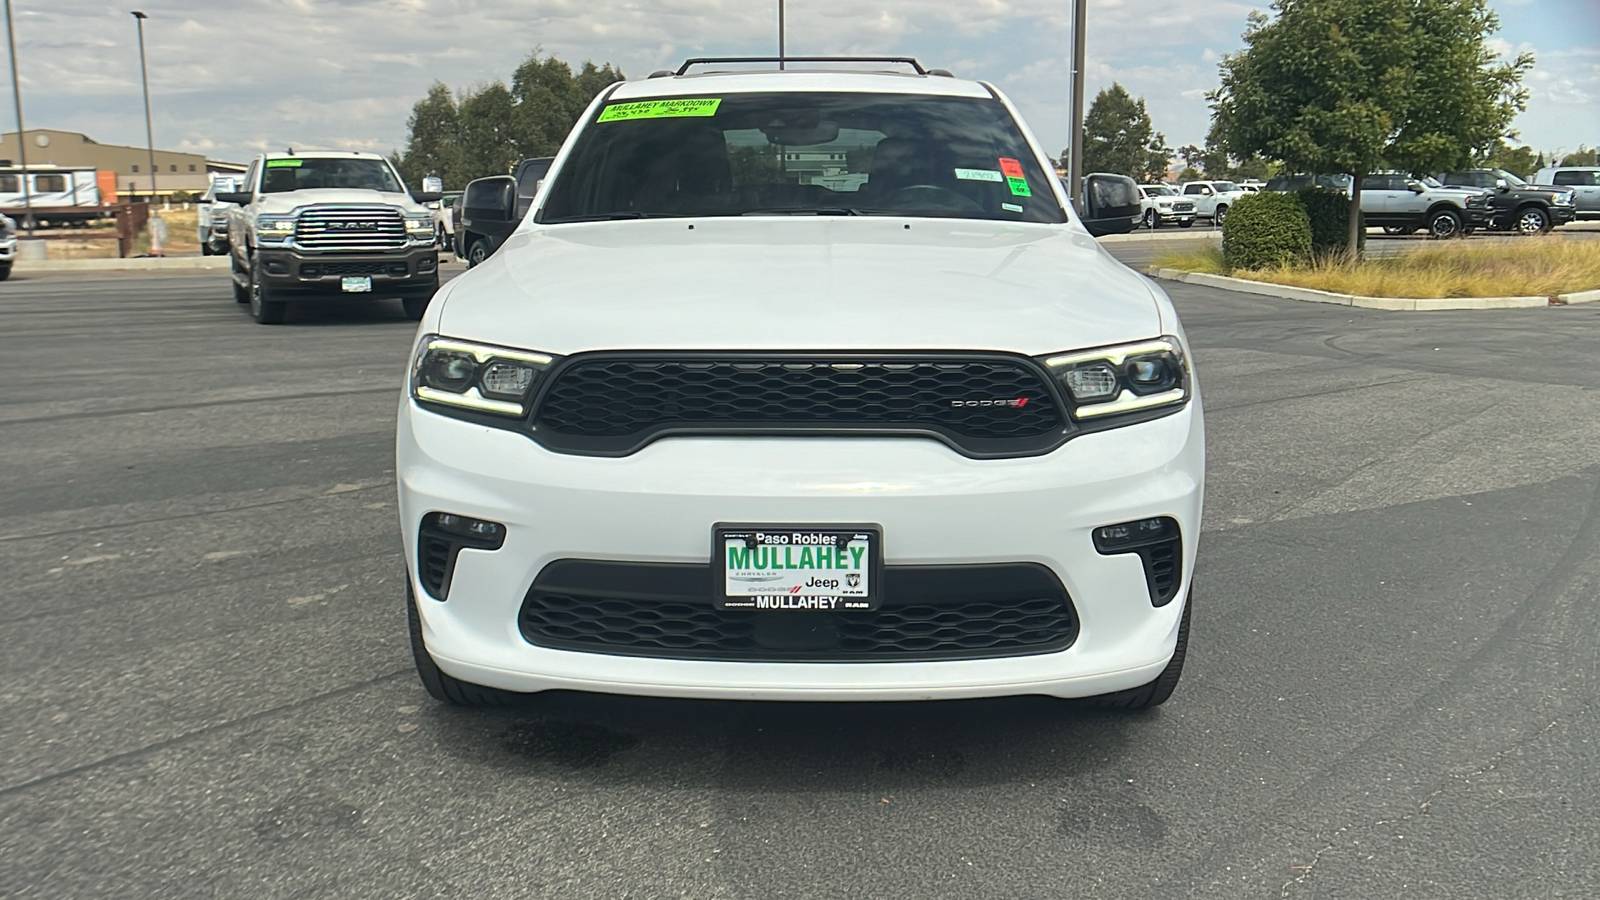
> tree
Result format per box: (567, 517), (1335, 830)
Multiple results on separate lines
(1074, 83), (1173, 182)
(1475, 139), (1539, 177)
(396, 52), (624, 187)
(1562, 146), (1598, 166)
(1210, 0), (1532, 257)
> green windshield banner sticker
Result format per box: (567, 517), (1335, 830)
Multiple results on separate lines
(266, 158), (303, 168)
(598, 98), (723, 122)
(997, 157), (1031, 196)
(1006, 177), (1032, 197)
(954, 168), (1004, 182)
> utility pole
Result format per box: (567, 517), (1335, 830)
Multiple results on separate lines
(777, 0), (786, 70)
(1067, 0), (1087, 203)
(3, 0), (33, 234)
(131, 11), (156, 204)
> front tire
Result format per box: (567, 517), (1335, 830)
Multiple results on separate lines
(1143, 209), (1158, 229)
(248, 259), (287, 324)
(0, 262), (11, 281)
(1383, 225), (1418, 236)
(1085, 597), (1190, 710)
(1515, 206), (1551, 235)
(1427, 209), (1461, 240)
(466, 238), (490, 268)
(408, 586), (518, 707)
(1213, 204), (1228, 226)
(1177, 219), (1193, 229)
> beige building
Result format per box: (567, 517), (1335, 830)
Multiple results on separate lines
(0, 129), (238, 200)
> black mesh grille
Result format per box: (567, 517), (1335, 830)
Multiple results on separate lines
(1140, 540), (1182, 607)
(530, 354), (1067, 457)
(418, 535), (453, 599)
(303, 261), (406, 277)
(517, 560), (1078, 662)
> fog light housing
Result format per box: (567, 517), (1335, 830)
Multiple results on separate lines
(1092, 516), (1183, 607)
(417, 512), (506, 600)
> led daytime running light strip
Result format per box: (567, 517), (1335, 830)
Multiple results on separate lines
(425, 338), (553, 366)
(415, 386), (526, 416)
(1072, 388), (1188, 418)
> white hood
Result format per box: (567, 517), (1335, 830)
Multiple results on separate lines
(251, 189), (424, 214)
(437, 218), (1162, 357)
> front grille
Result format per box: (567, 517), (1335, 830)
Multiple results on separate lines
(300, 261), (408, 277)
(517, 560), (1079, 662)
(295, 205), (406, 252)
(530, 353), (1068, 458)
(1172, 201), (1195, 213)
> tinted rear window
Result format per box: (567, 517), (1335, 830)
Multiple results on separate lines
(540, 92), (1065, 224)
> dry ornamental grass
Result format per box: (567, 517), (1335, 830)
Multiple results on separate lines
(1154, 237), (1600, 300)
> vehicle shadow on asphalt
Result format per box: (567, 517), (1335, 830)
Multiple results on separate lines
(418, 689), (1154, 791)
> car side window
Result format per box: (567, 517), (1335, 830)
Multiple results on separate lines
(1183, 184), (1201, 195)
(1552, 171), (1593, 186)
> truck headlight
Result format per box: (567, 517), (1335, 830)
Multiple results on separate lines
(256, 215), (296, 239)
(1555, 191), (1576, 206)
(411, 335), (556, 418)
(405, 215), (435, 238)
(1042, 337), (1190, 421)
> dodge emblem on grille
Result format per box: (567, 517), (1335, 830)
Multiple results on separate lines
(950, 397), (1030, 408)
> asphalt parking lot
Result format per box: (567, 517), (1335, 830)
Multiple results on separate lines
(3, 268), (1599, 899)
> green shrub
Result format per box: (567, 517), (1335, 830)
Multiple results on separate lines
(1297, 186), (1365, 256)
(1222, 192), (1312, 270)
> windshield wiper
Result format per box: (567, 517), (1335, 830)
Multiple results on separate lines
(739, 207), (866, 216)
(542, 212), (663, 223)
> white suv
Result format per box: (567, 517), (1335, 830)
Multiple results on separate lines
(399, 58), (1205, 710)
(1179, 180), (1248, 224)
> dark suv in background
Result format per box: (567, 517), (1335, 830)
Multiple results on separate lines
(1436, 168), (1578, 235)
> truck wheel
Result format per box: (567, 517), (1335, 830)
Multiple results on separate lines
(0, 262), (11, 281)
(1085, 596), (1190, 711)
(1213, 204), (1228, 226)
(1142, 209), (1158, 229)
(1382, 226), (1418, 236)
(467, 238), (491, 268)
(1177, 219), (1193, 228)
(249, 260), (287, 324)
(1514, 207), (1551, 235)
(402, 279), (440, 321)
(1427, 209), (1461, 239)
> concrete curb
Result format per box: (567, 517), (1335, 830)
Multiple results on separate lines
(16, 256), (233, 273)
(1150, 268), (1553, 311)
(1098, 230), (1221, 244)
(1558, 288), (1600, 305)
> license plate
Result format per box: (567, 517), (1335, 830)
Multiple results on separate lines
(341, 276), (372, 293)
(716, 525), (880, 611)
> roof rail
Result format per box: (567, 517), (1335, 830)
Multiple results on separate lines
(674, 56), (929, 76)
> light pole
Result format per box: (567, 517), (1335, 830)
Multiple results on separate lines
(3, 0), (33, 234)
(131, 10), (156, 205)
(1067, 0), (1087, 202)
(777, 0), (785, 70)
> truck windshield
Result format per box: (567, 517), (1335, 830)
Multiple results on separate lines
(539, 92), (1066, 224)
(260, 158), (403, 193)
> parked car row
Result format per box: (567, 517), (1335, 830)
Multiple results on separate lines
(1261, 168), (1580, 237)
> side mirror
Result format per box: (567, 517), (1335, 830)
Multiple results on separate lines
(1078, 172), (1141, 237)
(1407, 181), (1426, 193)
(410, 191), (442, 203)
(214, 192), (252, 205)
(463, 175), (516, 223)
(1495, 178), (1509, 192)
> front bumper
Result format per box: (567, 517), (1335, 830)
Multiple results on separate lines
(397, 400), (1205, 701)
(256, 246), (438, 295)
(0, 236), (16, 262)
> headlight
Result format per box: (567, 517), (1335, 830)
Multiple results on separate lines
(1555, 191), (1576, 206)
(405, 215), (435, 237)
(256, 215), (296, 238)
(411, 335), (555, 418)
(1042, 336), (1190, 421)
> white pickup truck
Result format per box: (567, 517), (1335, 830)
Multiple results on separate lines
(1137, 184), (1196, 228)
(218, 151), (440, 324)
(1178, 180), (1249, 225)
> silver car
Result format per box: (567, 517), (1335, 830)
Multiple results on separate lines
(1531, 167), (1600, 220)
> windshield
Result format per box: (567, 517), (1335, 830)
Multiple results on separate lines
(1213, 181), (1241, 192)
(1143, 185), (1176, 196)
(1419, 175), (1444, 188)
(260, 158), (404, 193)
(539, 92), (1066, 224)
(1496, 168), (1528, 186)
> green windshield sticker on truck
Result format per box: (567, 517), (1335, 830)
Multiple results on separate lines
(598, 98), (723, 122)
(265, 158), (303, 168)
(1006, 176), (1032, 197)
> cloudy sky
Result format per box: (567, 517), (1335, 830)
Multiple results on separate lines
(7, 0), (1597, 166)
